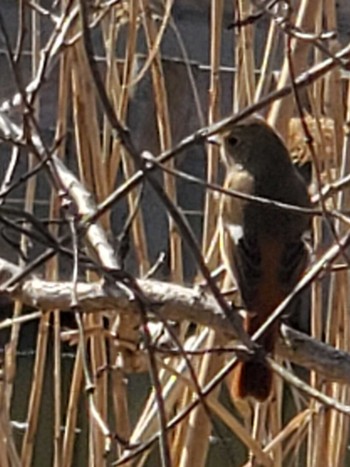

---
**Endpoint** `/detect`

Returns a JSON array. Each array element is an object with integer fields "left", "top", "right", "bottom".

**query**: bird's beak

[{"left": 206, "top": 133, "right": 223, "bottom": 146}]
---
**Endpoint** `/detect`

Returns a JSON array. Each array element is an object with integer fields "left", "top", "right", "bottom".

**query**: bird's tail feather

[
  {"left": 230, "top": 320, "right": 276, "bottom": 402},
  {"left": 230, "top": 359, "right": 272, "bottom": 402}
]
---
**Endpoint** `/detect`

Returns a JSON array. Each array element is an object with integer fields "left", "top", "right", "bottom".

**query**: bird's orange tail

[
  {"left": 230, "top": 320, "right": 277, "bottom": 402},
  {"left": 230, "top": 359, "right": 273, "bottom": 402}
]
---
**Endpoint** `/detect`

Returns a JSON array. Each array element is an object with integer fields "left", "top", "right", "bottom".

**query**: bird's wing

[{"left": 279, "top": 239, "right": 309, "bottom": 292}]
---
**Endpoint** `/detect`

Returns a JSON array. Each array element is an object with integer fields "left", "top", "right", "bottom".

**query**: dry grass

[{"left": 0, "top": 1, "right": 349, "bottom": 466}]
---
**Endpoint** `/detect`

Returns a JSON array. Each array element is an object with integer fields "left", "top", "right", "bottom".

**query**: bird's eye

[{"left": 227, "top": 135, "right": 239, "bottom": 147}]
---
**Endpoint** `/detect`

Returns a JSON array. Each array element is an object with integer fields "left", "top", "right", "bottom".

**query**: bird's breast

[{"left": 220, "top": 167, "right": 254, "bottom": 227}]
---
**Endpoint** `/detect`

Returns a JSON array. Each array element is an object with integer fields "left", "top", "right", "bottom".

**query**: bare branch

[{"left": 0, "top": 257, "right": 349, "bottom": 385}]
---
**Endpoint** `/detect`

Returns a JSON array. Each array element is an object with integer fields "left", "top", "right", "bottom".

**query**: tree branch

[{"left": 1, "top": 258, "right": 349, "bottom": 385}]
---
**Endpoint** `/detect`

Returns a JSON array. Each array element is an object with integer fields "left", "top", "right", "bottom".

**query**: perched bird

[{"left": 210, "top": 117, "right": 310, "bottom": 401}]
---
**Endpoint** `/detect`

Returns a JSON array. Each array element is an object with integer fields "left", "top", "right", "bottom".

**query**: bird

[{"left": 209, "top": 117, "right": 311, "bottom": 401}]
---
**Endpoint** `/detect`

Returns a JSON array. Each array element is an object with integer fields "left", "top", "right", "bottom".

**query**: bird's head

[{"left": 208, "top": 117, "right": 292, "bottom": 179}]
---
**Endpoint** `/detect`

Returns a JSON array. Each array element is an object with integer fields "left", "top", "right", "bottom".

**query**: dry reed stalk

[
  {"left": 18, "top": 7, "right": 50, "bottom": 467},
  {"left": 106, "top": 1, "right": 151, "bottom": 276},
  {"left": 70, "top": 31, "right": 109, "bottom": 467},
  {"left": 101, "top": 6, "right": 149, "bottom": 448},
  {"left": 71, "top": 47, "right": 107, "bottom": 204},
  {"left": 201, "top": 0, "right": 222, "bottom": 259},
  {"left": 53, "top": 301, "right": 62, "bottom": 467},
  {"left": 21, "top": 315, "right": 51, "bottom": 467},
  {"left": 330, "top": 150, "right": 350, "bottom": 465},
  {"left": 268, "top": 0, "right": 323, "bottom": 135},
  {"left": 0, "top": 365, "right": 20, "bottom": 467},
  {"left": 52, "top": 291, "right": 62, "bottom": 467},
  {"left": 109, "top": 364, "right": 131, "bottom": 462},
  {"left": 263, "top": 408, "right": 310, "bottom": 455},
  {"left": 5, "top": 300, "right": 25, "bottom": 406},
  {"left": 61, "top": 352, "right": 84, "bottom": 467},
  {"left": 327, "top": 305, "right": 349, "bottom": 466},
  {"left": 140, "top": 0, "right": 183, "bottom": 283},
  {"left": 168, "top": 334, "right": 208, "bottom": 465},
  {"left": 279, "top": 411, "right": 309, "bottom": 464},
  {"left": 267, "top": 376, "right": 283, "bottom": 467},
  {"left": 254, "top": 18, "right": 279, "bottom": 102},
  {"left": 310, "top": 213, "right": 323, "bottom": 367},
  {"left": 208, "top": 398, "right": 272, "bottom": 466},
  {"left": 233, "top": 0, "right": 256, "bottom": 111},
  {"left": 127, "top": 332, "right": 205, "bottom": 440},
  {"left": 101, "top": 9, "right": 121, "bottom": 178},
  {"left": 249, "top": 403, "right": 268, "bottom": 461},
  {"left": 50, "top": 21, "right": 72, "bottom": 467},
  {"left": 305, "top": 118, "right": 328, "bottom": 467},
  {"left": 0, "top": 425, "right": 10, "bottom": 467},
  {"left": 179, "top": 331, "right": 224, "bottom": 467},
  {"left": 323, "top": 0, "right": 344, "bottom": 160},
  {"left": 310, "top": 5, "right": 324, "bottom": 135}
]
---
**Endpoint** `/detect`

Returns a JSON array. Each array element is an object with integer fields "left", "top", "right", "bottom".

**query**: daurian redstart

[{"left": 210, "top": 117, "right": 310, "bottom": 401}]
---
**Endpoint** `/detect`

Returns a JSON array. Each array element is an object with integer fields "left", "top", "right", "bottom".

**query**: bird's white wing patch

[{"left": 226, "top": 223, "right": 244, "bottom": 244}]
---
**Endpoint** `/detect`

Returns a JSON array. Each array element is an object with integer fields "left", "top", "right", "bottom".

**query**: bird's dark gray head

[
  {"left": 210, "top": 117, "right": 310, "bottom": 208},
  {"left": 215, "top": 117, "right": 293, "bottom": 178}
]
